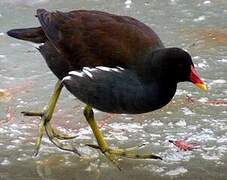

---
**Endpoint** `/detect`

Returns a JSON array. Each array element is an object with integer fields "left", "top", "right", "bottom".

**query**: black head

[
  {"left": 150, "top": 47, "right": 193, "bottom": 83},
  {"left": 146, "top": 47, "right": 207, "bottom": 91}
]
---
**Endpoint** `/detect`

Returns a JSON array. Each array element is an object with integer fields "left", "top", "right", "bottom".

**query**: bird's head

[{"left": 149, "top": 47, "right": 207, "bottom": 92}]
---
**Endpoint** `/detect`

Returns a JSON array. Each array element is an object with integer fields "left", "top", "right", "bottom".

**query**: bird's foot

[
  {"left": 22, "top": 110, "right": 79, "bottom": 156},
  {"left": 86, "top": 143, "right": 162, "bottom": 159},
  {"left": 83, "top": 105, "right": 162, "bottom": 170},
  {"left": 86, "top": 143, "right": 162, "bottom": 170}
]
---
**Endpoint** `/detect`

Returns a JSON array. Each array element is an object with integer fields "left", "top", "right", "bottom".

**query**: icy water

[{"left": 0, "top": 0, "right": 227, "bottom": 179}]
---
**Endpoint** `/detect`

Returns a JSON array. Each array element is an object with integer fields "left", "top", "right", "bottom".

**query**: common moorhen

[{"left": 7, "top": 9, "right": 207, "bottom": 163}]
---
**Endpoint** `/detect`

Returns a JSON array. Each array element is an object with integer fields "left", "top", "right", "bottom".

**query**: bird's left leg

[
  {"left": 22, "top": 81, "right": 79, "bottom": 156},
  {"left": 83, "top": 105, "right": 162, "bottom": 168}
]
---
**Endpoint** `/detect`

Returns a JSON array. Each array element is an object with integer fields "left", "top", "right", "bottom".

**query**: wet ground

[{"left": 0, "top": 0, "right": 227, "bottom": 179}]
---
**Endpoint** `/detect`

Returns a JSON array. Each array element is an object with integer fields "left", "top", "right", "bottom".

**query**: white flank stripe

[
  {"left": 62, "top": 76, "right": 72, "bottom": 82},
  {"left": 83, "top": 69, "right": 93, "bottom": 78},
  {"left": 83, "top": 67, "right": 97, "bottom": 72},
  {"left": 96, "top": 66, "right": 112, "bottom": 72},
  {"left": 69, "top": 71, "right": 84, "bottom": 77},
  {"left": 111, "top": 68, "right": 121, "bottom": 72},
  {"left": 116, "top": 66, "right": 124, "bottom": 70}
]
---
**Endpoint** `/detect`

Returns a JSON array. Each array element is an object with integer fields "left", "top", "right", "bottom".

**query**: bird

[{"left": 7, "top": 9, "right": 207, "bottom": 163}]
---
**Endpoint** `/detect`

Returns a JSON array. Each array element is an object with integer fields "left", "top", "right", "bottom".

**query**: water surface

[{"left": 0, "top": 0, "right": 227, "bottom": 179}]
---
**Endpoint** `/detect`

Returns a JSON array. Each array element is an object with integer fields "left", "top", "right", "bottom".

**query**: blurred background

[{"left": 0, "top": 0, "right": 227, "bottom": 179}]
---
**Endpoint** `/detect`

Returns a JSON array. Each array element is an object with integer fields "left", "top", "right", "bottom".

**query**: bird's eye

[{"left": 178, "top": 63, "right": 183, "bottom": 68}]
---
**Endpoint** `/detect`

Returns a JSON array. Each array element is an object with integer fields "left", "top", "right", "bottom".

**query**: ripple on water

[
  {"left": 3, "top": 0, "right": 50, "bottom": 6},
  {"left": 134, "top": 164, "right": 165, "bottom": 174},
  {"left": 197, "top": 62, "right": 208, "bottom": 69},
  {"left": 181, "top": 107, "right": 195, "bottom": 115},
  {"left": 198, "top": 97, "right": 208, "bottom": 103},
  {"left": 175, "top": 120, "right": 187, "bottom": 127},
  {"left": 124, "top": 0, "right": 132, "bottom": 8},
  {"left": 175, "top": 89, "right": 189, "bottom": 96},
  {"left": 208, "top": 79, "right": 226, "bottom": 90},
  {"left": 1, "top": 158, "right": 10, "bottom": 166},
  {"left": 0, "top": 127, "right": 8, "bottom": 133},
  {"left": 211, "top": 79, "right": 226, "bottom": 84},
  {"left": 188, "top": 131, "right": 216, "bottom": 143},
  {"left": 17, "top": 153, "right": 31, "bottom": 161},
  {"left": 109, "top": 122, "right": 143, "bottom": 133},
  {"left": 108, "top": 131, "right": 129, "bottom": 141},
  {"left": 194, "top": 59, "right": 209, "bottom": 70},
  {"left": 203, "top": 0, "right": 211, "bottom": 5},
  {"left": 202, "top": 152, "right": 220, "bottom": 161},
  {"left": 75, "top": 127, "right": 92, "bottom": 140},
  {"left": 193, "top": 16, "right": 206, "bottom": 22},
  {"left": 165, "top": 151, "right": 187, "bottom": 162},
  {"left": 165, "top": 167, "right": 188, "bottom": 176},
  {"left": 218, "top": 59, "right": 227, "bottom": 63},
  {"left": 217, "top": 134, "right": 227, "bottom": 143},
  {"left": 6, "top": 145, "right": 16, "bottom": 150},
  {"left": 150, "top": 120, "right": 164, "bottom": 126}
]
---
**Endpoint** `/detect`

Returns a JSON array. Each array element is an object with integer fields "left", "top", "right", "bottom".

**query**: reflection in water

[{"left": 0, "top": 0, "right": 227, "bottom": 179}]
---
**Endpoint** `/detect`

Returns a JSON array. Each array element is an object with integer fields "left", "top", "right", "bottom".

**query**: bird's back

[
  {"left": 7, "top": 9, "right": 180, "bottom": 114},
  {"left": 8, "top": 9, "right": 164, "bottom": 78}
]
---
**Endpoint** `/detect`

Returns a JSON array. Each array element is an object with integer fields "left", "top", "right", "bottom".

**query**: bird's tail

[{"left": 7, "top": 27, "right": 47, "bottom": 43}]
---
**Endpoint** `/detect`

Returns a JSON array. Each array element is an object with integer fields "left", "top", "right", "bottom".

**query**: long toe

[
  {"left": 107, "top": 147, "right": 162, "bottom": 160},
  {"left": 86, "top": 143, "right": 162, "bottom": 169},
  {"left": 52, "top": 129, "right": 77, "bottom": 140},
  {"left": 45, "top": 122, "right": 81, "bottom": 156},
  {"left": 22, "top": 110, "right": 79, "bottom": 155}
]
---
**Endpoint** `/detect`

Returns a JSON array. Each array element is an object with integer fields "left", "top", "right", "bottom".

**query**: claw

[
  {"left": 52, "top": 130, "right": 77, "bottom": 140},
  {"left": 85, "top": 144, "right": 101, "bottom": 149},
  {"left": 21, "top": 81, "right": 80, "bottom": 156},
  {"left": 33, "top": 118, "right": 45, "bottom": 156},
  {"left": 45, "top": 122, "right": 81, "bottom": 156},
  {"left": 87, "top": 143, "right": 161, "bottom": 160},
  {"left": 22, "top": 111, "right": 44, "bottom": 117},
  {"left": 22, "top": 109, "right": 79, "bottom": 156},
  {"left": 151, "top": 155, "right": 162, "bottom": 160},
  {"left": 104, "top": 152, "right": 122, "bottom": 171},
  {"left": 72, "top": 147, "right": 81, "bottom": 156},
  {"left": 83, "top": 105, "right": 161, "bottom": 171}
]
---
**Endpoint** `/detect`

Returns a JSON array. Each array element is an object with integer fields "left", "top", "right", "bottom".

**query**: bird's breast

[
  {"left": 71, "top": 81, "right": 175, "bottom": 114},
  {"left": 63, "top": 67, "right": 177, "bottom": 114}
]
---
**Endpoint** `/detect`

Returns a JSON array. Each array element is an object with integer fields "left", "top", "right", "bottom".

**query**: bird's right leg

[
  {"left": 22, "top": 80, "right": 80, "bottom": 156},
  {"left": 83, "top": 105, "right": 161, "bottom": 170}
]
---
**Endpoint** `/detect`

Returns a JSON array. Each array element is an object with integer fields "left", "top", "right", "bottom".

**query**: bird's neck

[
  {"left": 134, "top": 50, "right": 178, "bottom": 111},
  {"left": 143, "top": 80, "right": 177, "bottom": 111}
]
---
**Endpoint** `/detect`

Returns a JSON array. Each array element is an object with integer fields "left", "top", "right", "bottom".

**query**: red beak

[{"left": 190, "top": 65, "right": 208, "bottom": 92}]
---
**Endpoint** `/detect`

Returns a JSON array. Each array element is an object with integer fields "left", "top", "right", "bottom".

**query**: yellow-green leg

[
  {"left": 22, "top": 81, "right": 79, "bottom": 156},
  {"left": 83, "top": 105, "right": 162, "bottom": 169}
]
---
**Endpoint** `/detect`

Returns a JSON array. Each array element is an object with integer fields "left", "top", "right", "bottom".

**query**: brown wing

[{"left": 37, "top": 9, "right": 164, "bottom": 69}]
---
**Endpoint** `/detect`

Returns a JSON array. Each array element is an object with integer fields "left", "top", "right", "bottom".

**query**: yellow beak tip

[{"left": 195, "top": 83, "right": 208, "bottom": 92}]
